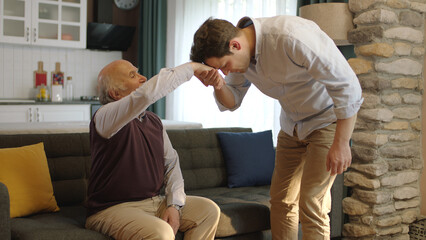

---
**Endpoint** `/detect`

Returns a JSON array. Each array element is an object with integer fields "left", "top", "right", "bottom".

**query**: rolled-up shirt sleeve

[
  {"left": 284, "top": 28, "right": 364, "bottom": 120},
  {"left": 214, "top": 73, "right": 251, "bottom": 112}
]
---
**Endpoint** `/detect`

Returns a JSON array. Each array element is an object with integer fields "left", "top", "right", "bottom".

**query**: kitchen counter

[
  {"left": 0, "top": 120, "right": 202, "bottom": 134},
  {"left": 0, "top": 99, "right": 203, "bottom": 132},
  {"left": 0, "top": 99, "right": 100, "bottom": 105},
  {"left": 0, "top": 121, "right": 91, "bottom": 134}
]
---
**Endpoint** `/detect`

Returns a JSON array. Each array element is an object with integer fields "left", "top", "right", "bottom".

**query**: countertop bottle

[{"left": 65, "top": 76, "right": 73, "bottom": 101}]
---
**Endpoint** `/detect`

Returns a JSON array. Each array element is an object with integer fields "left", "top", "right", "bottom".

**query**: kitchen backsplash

[{"left": 0, "top": 43, "right": 121, "bottom": 99}]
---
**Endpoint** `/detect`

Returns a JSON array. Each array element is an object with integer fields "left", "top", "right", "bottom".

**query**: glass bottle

[{"left": 65, "top": 76, "right": 73, "bottom": 101}]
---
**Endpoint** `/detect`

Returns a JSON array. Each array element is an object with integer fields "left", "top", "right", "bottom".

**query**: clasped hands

[{"left": 191, "top": 62, "right": 225, "bottom": 90}]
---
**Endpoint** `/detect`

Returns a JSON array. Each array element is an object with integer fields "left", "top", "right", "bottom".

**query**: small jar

[{"left": 36, "top": 84, "right": 50, "bottom": 102}]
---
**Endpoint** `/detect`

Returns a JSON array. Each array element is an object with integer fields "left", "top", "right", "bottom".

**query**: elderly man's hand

[
  {"left": 191, "top": 62, "right": 225, "bottom": 90},
  {"left": 161, "top": 207, "right": 180, "bottom": 235}
]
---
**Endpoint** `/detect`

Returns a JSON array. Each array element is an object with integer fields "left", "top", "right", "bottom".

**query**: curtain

[
  {"left": 166, "top": 0, "right": 297, "bottom": 144},
  {"left": 138, "top": 0, "right": 167, "bottom": 118}
]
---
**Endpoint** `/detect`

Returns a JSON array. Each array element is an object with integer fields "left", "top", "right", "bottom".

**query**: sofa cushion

[
  {"left": 49, "top": 156, "right": 90, "bottom": 206},
  {"left": 187, "top": 185, "right": 270, "bottom": 237},
  {"left": 167, "top": 128, "right": 252, "bottom": 191},
  {"left": 10, "top": 206, "right": 110, "bottom": 240},
  {"left": 217, "top": 130, "right": 275, "bottom": 188},
  {"left": 0, "top": 143, "right": 60, "bottom": 218}
]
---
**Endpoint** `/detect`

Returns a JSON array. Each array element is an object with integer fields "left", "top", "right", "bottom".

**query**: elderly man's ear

[{"left": 108, "top": 89, "right": 122, "bottom": 101}]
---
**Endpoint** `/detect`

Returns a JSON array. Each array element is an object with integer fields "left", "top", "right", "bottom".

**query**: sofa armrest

[{"left": 0, "top": 182, "right": 11, "bottom": 240}]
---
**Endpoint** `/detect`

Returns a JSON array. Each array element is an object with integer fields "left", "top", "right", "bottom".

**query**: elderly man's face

[{"left": 109, "top": 60, "right": 147, "bottom": 100}]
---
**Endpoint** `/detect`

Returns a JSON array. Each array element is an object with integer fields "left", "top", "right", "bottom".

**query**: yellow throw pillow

[{"left": 0, "top": 142, "right": 60, "bottom": 218}]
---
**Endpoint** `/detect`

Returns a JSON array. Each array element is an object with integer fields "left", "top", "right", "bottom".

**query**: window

[{"left": 166, "top": 0, "right": 297, "bottom": 144}]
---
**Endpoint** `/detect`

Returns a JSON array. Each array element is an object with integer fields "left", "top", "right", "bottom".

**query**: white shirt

[
  {"left": 216, "top": 16, "right": 363, "bottom": 140},
  {"left": 93, "top": 63, "right": 194, "bottom": 207}
]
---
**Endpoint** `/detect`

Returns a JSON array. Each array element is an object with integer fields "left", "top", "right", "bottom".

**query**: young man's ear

[
  {"left": 229, "top": 40, "right": 241, "bottom": 50},
  {"left": 108, "top": 89, "right": 121, "bottom": 101}
]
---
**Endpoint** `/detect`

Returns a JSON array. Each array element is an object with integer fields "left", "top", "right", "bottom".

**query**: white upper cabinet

[
  {"left": 0, "top": 0, "right": 31, "bottom": 45},
  {"left": 0, "top": 0, "right": 87, "bottom": 49}
]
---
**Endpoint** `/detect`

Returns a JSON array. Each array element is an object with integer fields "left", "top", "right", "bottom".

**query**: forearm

[
  {"left": 327, "top": 114, "right": 357, "bottom": 175},
  {"left": 334, "top": 114, "right": 357, "bottom": 146},
  {"left": 164, "top": 166, "right": 186, "bottom": 207},
  {"left": 214, "top": 85, "right": 236, "bottom": 109},
  {"left": 163, "top": 130, "right": 186, "bottom": 207}
]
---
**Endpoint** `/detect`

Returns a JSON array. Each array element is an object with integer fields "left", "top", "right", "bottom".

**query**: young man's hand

[
  {"left": 161, "top": 207, "right": 180, "bottom": 235},
  {"left": 326, "top": 141, "right": 352, "bottom": 175},
  {"left": 191, "top": 62, "right": 225, "bottom": 90}
]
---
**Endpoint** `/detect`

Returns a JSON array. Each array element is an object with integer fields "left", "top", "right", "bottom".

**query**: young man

[
  {"left": 191, "top": 16, "right": 363, "bottom": 239},
  {"left": 85, "top": 60, "right": 222, "bottom": 240}
]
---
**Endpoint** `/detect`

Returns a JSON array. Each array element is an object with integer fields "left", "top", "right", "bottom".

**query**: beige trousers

[
  {"left": 270, "top": 124, "right": 337, "bottom": 240},
  {"left": 86, "top": 195, "right": 220, "bottom": 240}
]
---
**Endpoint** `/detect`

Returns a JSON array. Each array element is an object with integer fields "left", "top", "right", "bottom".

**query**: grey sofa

[{"left": 0, "top": 127, "right": 344, "bottom": 240}]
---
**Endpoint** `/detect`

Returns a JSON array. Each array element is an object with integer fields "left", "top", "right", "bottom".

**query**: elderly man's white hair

[{"left": 97, "top": 60, "right": 128, "bottom": 105}]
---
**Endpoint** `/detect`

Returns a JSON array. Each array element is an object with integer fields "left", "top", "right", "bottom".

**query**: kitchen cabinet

[
  {"left": 0, "top": 0, "right": 87, "bottom": 48},
  {"left": 0, "top": 104, "right": 90, "bottom": 123}
]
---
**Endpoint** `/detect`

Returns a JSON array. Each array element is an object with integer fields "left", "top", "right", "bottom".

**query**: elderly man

[{"left": 85, "top": 60, "right": 222, "bottom": 240}]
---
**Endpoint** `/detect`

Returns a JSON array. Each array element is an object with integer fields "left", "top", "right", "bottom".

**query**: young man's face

[{"left": 204, "top": 44, "right": 251, "bottom": 75}]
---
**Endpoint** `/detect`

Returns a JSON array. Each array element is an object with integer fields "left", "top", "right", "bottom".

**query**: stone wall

[{"left": 344, "top": 0, "right": 425, "bottom": 239}]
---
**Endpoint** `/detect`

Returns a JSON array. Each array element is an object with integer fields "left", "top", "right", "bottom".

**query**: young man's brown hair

[{"left": 190, "top": 18, "right": 239, "bottom": 63}]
